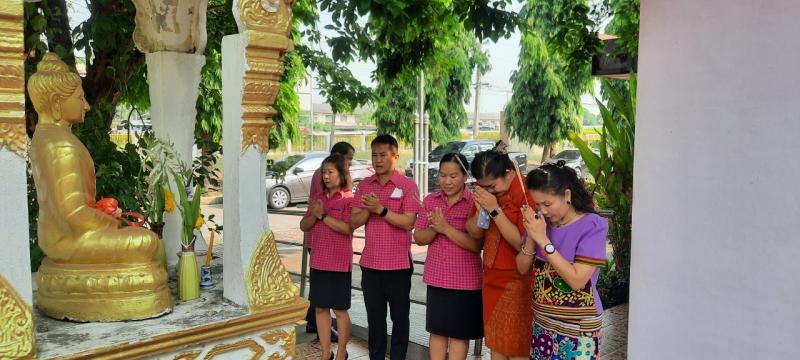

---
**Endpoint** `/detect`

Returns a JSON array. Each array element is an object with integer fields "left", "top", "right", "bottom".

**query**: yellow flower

[
  {"left": 195, "top": 215, "right": 205, "bottom": 229},
  {"left": 163, "top": 187, "right": 175, "bottom": 213}
]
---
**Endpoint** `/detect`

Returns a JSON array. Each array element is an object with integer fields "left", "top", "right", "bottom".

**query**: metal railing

[{"left": 274, "top": 211, "right": 484, "bottom": 356}]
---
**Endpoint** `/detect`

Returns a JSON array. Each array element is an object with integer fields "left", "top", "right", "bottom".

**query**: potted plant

[
  {"left": 139, "top": 135, "right": 206, "bottom": 301},
  {"left": 139, "top": 135, "right": 181, "bottom": 270},
  {"left": 569, "top": 74, "right": 636, "bottom": 306}
]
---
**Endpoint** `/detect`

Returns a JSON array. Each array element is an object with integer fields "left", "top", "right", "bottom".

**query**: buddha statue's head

[{"left": 27, "top": 53, "right": 90, "bottom": 127}]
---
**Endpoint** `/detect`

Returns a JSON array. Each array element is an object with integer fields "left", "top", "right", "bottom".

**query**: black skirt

[
  {"left": 426, "top": 285, "right": 484, "bottom": 339},
  {"left": 309, "top": 268, "right": 352, "bottom": 310}
]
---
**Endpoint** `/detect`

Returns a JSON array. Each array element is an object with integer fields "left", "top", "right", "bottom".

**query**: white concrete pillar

[
  {"left": 0, "top": 151, "right": 32, "bottom": 305},
  {"left": 0, "top": 0, "right": 32, "bottom": 307},
  {"left": 146, "top": 51, "right": 206, "bottom": 266},
  {"left": 630, "top": 1, "right": 800, "bottom": 358},
  {"left": 221, "top": 33, "right": 271, "bottom": 306}
]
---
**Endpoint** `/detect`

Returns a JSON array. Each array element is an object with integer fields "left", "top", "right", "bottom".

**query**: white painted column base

[
  {"left": 0, "top": 151, "right": 32, "bottom": 305},
  {"left": 146, "top": 51, "right": 206, "bottom": 266}
]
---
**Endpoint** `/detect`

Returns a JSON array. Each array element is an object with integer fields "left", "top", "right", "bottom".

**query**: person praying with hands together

[
  {"left": 517, "top": 161, "right": 608, "bottom": 360},
  {"left": 304, "top": 142, "right": 355, "bottom": 340},
  {"left": 464, "top": 143, "right": 535, "bottom": 360},
  {"left": 349, "top": 135, "right": 420, "bottom": 360},
  {"left": 414, "top": 153, "right": 483, "bottom": 360},
  {"left": 299, "top": 154, "right": 356, "bottom": 360}
]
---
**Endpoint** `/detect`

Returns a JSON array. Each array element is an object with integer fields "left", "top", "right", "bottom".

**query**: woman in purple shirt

[{"left": 517, "top": 161, "right": 608, "bottom": 360}]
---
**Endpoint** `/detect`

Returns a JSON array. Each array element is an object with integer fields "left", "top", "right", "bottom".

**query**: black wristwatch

[
  {"left": 544, "top": 243, "right": 556, "bottom": 255},
  {"left": 318, "top": 213, "right": 328, "bottom": 221},
  {"left": 379, "top": 207, "right": 389, "bottom": 217},
  {"left": 488, "top": 208, "right": 501, "bottom": 218}
]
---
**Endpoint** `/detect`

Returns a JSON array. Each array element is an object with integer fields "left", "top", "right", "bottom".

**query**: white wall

[{"left": 629, "top": 1, "right": 800, "bottom": 358}]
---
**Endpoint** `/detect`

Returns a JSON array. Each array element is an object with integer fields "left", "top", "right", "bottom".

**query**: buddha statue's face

[{"left": 57, "top": 86, "right": 90, "bottom": 125}]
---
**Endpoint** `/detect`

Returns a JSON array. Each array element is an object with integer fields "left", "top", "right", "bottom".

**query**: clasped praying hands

[
  {"left": 521, "top": 205, "right": 547, "bottom": 246},
  {"left": 309, "top": 199, "right": 325, "bottom": 219},
  {"left": 362, "top": 193, "right": 385, "bottom": 214},
  {"left": 473, "top": 186, "right": 499, "bottom": 211},
  {"left": 427, "top": 207, "right": 450, "bottom": 233}
]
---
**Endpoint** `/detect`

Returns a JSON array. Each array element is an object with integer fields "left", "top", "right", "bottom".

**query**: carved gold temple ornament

[
  {"left": 247, "top": 231, "right": 300, "bottom": 310},
  {"left": 0, "top": 275, "right": 35, "bottom": 360},
  {"left": 262, "top": 327, "right": 296, "bottom": 358},
  {"left": 0, "top": 1, "right": 26, "bottom": 157},
  {"left": 234, "top": 0, "right": 293, "bottom": 154}
]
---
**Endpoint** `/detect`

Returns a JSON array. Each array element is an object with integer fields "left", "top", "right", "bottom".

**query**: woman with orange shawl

[{"left": 466, "top": 145, "right": 534, "bottom": 359}]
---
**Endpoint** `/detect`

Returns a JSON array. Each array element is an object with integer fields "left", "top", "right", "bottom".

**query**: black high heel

[{"left": 330, "top": 351, "right": 348, "bottom": 360}]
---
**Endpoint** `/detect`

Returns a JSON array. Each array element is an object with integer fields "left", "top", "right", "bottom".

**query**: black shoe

[{"left": 329, "top": 351, "right": 348, "bottom": 360}]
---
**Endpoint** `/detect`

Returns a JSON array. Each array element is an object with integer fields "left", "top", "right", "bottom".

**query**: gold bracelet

[{"left": 520, "top": 246, "right": 535, "bottom": 256}]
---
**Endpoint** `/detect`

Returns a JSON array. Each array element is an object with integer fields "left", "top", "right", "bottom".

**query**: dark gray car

[
  {"left": 406, "top": 140, "right": 528, "bottom": 191},
  {"left": 265, "top": 152, "right": 375, "bottom": 209}
]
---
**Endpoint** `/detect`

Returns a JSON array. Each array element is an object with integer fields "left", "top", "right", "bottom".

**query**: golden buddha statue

[{"left": 29, "top": 53, "right": 172, "bottom": 321}]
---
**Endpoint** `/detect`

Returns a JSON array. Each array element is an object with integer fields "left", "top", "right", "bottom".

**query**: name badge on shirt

[{"left": 390, "top": 188, "right": 403, "bottom": 199}]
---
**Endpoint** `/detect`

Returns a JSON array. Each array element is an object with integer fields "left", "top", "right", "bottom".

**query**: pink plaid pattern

[
  {"left": 353, "top": 171, "right": 421, "bottom": 270},
  {"left": 416, "top": 190, "right": 483, "bottom": 290},
  {"left": 306, "top": 189, "right": 354, "bottom": 272},
  {"left": 305, "top": 169, "right": 324, "bottom": 249}
]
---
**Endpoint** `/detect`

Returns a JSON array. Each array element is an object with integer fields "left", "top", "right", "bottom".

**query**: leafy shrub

[{"left": 597, "top": 260, "right": 630, "bottom": 308}]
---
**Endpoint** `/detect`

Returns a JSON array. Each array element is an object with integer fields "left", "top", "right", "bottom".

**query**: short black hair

[
  {"left": 371, "top": 134, "right": 398, "bottom": 151},
  {"left": 320, "top": 154, "right": 352, "bottom": 191},
  {"left": 330, "top": 141, "right": 355, "bottom": 156}
]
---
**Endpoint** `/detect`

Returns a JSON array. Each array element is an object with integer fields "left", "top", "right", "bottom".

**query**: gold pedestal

[{"left": 36, "top": 258, "right": 173, "bottom": 321}]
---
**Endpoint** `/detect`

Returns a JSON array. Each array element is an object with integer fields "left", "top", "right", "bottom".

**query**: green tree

[
  {"left": 372, "top": 29, "right": 489, "bottom": 144},
  {"left": 319, "top": 0, "right": 517, "bottom": 79},
  {"left": 583, "top": 108, "right": 600, "bottom": 126},
  {"left": 504, "top": 0, "right": 599, "bottom": 161},
  {"left": 604, "top": 0, "right": 640, "bottom": 57}
]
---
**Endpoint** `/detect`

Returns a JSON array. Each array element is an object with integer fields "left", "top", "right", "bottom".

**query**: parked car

[
  {"left": 406, "top": 140, "right": 528, "bottom": 191},
  {"left": 265, "top": 152, "right": 375, "bottom": 209},
  {"left": 549, "top": 149, "right": 595, "bottom": 178}
]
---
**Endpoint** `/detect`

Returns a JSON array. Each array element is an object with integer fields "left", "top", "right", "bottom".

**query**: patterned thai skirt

[{"left": 530, "top": 313, "right": 602, "bottom": 360}]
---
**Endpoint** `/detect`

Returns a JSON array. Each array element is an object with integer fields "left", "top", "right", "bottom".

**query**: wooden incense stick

[
  {"left": 510, "top": 156, "right": 531, "bottom": 208},
  {"left": 204, "top": 232, "right": 216, "bottom": 267}
]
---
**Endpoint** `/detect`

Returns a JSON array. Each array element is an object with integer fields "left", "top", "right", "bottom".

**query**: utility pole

[
  {"left": 329, "top": 113, "right": 336, "bottom": 150},
  {"left": 472, "top": 66, "right": 481, "bottom": 140},
  {"left": 414, "top": 70, "right": 428, "bottom": 199},
  {"left": 309, "top": 74, "right": 314, "bottom": 151}
]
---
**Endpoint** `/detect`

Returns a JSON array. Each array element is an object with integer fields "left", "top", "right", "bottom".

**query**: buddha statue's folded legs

[{"left": 40, "top": 222, "right": 161, "bottom": 264}]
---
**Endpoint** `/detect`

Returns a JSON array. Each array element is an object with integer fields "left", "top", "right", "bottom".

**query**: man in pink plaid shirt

[{"left": 350, "top": 135, "right": 420, "bottom": 360}]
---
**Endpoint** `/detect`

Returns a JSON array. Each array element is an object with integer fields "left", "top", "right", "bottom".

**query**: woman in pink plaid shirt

[
  {"left": 300, "top": 154, "right": 355, "bottom": 360},
  {"left": 414, "top": 153, "right": 484, "bottom": 360}
]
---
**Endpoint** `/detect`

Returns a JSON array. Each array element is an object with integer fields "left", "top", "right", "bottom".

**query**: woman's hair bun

[{"left": 492, "top": 140, "right": 509, "bottom": 155}]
